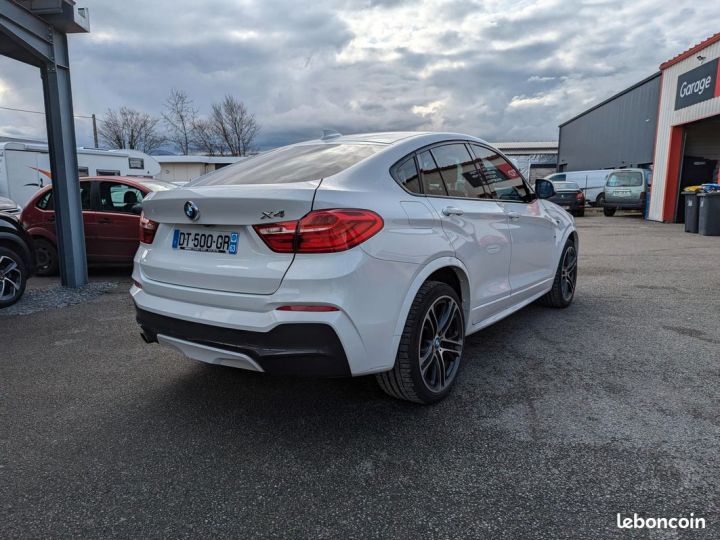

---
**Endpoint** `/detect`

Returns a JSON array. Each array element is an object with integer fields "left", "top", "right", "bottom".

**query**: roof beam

[{"left": 0, "top": 0, "right": 54, "bottom": 64}]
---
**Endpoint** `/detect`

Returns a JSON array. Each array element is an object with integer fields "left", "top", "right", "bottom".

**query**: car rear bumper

[
  {"left": 136, "top": 307, "right": 351, "bottom": 377},
  {"left": 604, "top": 198, "right": 645, "bottom": 210},
  {"left": 131, "top": 247, "right": 420, "bottom": 376}
]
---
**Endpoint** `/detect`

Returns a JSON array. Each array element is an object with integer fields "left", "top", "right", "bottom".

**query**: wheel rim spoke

[{"left": 418, "top": 295, "right": 464, "bottom": 393}]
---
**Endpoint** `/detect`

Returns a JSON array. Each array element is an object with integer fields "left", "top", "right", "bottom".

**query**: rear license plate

[
  {"left": 614, "top": 190, "right": 631, "bottom": 197},
  {"left": 172, "top": 230, "right": 238, "bottom": 254}
]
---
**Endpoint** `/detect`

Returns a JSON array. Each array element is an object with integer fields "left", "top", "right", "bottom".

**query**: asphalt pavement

[{"left": 2, "top": 211, "right": 719, "bottom": 539}]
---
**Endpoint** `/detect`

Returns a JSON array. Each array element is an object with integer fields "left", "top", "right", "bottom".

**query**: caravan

[{"left": 0, "top": 142, "right": 160, "bottom": 207}]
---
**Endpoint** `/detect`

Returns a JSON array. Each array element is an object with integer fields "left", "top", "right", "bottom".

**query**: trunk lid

[{"left": 139, "top": 181, "right": 319, "bottom": 294}]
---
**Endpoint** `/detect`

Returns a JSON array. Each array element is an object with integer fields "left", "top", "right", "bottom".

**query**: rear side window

[
  {"left": 417, "top": 150, "right": 447, "bottom": 196},
  {"left": 391, "top": 157, "right": 421, "bottom": 194},
  {"left": 99, "top": 182, "right": 144, "bottom": 213},
  {"left": 469, "top": 144, "right": 531, "bottom": 202},
  {"left": 36, "top": 183, "right": 92, "bottom": 211},
  {"left": 430, "top": 144, "right": 490, "bottom": 199},
  {"left": 190, "top": 143, "right": 383, "bottom": 186}
]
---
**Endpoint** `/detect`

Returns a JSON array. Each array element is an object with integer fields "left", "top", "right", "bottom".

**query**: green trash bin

[
  {"left": 682, "top": 192, "right": 699, "bottom": 233},
  {"left": 697, "top": 192, "right": 720, "bottom": 236}
]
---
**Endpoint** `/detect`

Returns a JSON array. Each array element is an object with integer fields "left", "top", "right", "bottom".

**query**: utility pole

[{"left": 92, "top": 113, "right": 98, "bottom": 148}]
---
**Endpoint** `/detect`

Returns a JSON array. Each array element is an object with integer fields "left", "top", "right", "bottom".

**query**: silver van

[{"left": 602, "top": 169, "right": 652, "bottom": 216}]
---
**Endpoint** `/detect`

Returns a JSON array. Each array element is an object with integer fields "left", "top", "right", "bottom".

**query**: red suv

[{"left": 21, "top": 176, "right": 176, "bottom": 275}]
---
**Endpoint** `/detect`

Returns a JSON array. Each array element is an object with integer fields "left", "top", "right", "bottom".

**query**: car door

[
  {"left": 34, "top": 182, "right": 95, "bottom": 256},
  {"left": 468, "top": 143, "right": 557, "bottom": 302},
  {"left": 93, "top": 180, "right": 145, "bottom": 262},
  {"left": 418, "top": 143, "right": 513, "bottom": 325}
]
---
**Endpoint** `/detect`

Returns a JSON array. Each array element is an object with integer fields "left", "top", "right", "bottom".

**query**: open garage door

[{"left": 675, "top": 116, "right": 720, "bottom": 222}]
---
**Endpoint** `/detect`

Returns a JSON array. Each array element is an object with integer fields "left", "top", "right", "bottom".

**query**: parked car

[
  {"left": 603, "top": 169, "right": 652, "bottom": 216},
  {"left": 546, "top": 170, "right": 610, "bottom": 206},
  {"left": 21, "top": 176, "right": 176, "bottom": 275},
  {"left": 132, "top": 132, "right": 578, "bottom": 404},
  {"left": 0, "top": 211, "right": 35, "bottom": 308},
  {"left": 545, "top": 180, "right": 585, "bottom": 216},
  {"left": 0, "top": 196, "right": 21, "bottom": 215}
]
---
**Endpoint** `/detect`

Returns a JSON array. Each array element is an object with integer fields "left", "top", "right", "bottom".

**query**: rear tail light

[
  {"left": 640, "top": 191, "right": 646, "bottom": 201},
  {"left": 254, "top": 209, "right": 383, "bottom": 253},
  {"left": 139, "top": 212, "right": 159, "bottom": 244},
  {"left": 576, "top": 191, "right": 585, "bottom": 201}
]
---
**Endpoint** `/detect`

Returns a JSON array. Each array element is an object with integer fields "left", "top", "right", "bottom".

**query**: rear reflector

[
  {"left": 132, "top": 279, "right": 143, "bottom": 289},
  {"left": 276, "top": 305, "right": 339, "bottom": 312},
  {"left": 139, "top": 212, "right": 159, "bottom": 244},
  {"left": 254, "top": 209, "right": 383, "bottom": 253}
]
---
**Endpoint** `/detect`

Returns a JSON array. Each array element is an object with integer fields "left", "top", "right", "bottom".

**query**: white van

[
  {"left": 546, "top": 170, "right": 611, "bottom": 206},
  {"left": 0, "top": 142, "right": 161, "bottom": 206}
]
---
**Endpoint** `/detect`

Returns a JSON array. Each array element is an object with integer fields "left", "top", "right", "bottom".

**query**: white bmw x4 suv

[{"left": 132, "top": 132, "right": 577, "bottom": 403}]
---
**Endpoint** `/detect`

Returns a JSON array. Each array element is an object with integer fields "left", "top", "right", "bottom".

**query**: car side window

[
  {"left": 469, "top": 144, "right": 532, "bottom": 202},
  {"left": 417, "top": 150, "right": 447, "bottom": 196},
  {"left": 430, "top": 143, "right": 493, "bottom": 199},
  {"left": 35, "top": 183, "right": 92, "bottom": 211},
  {"left": 99, "top": 182, "right": 144, "bottom": 213},
  {"left": 391, "top": 156, "right": 421, "bottom": 194}
]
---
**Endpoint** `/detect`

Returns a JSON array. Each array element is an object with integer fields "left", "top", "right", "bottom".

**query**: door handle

[
  {"left": 507, "top": 212, "right": 521, "bottom": 221},
  {"left": 98, "top": 218, "right": 113, "bottom": 224},
  {"left": 48, "top": 216, "right": 55, "bottom": 223},
  {"left": 442, "top": 206, "right": 464, "bottom": 216}
]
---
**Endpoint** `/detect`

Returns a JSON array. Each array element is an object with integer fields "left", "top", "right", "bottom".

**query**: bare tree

[
  {"left": 98, "top": 107, "right": 164, "bottom": 154},
  {"left": 190, "top": 117, "right": 226, "bottom": 156},
  {"left": 209, "top": 95, "right": 259, "bottom": 156},
  {"left": 162, "top": 89, "right": 196, "bottom": 155}
]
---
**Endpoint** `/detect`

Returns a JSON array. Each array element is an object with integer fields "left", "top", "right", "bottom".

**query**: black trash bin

[
  {"left": 698, "top": 192, "right": 720, "bottom": 236},
  {"left": 682, "top": 192, "right": 699, "bottom": 233}
]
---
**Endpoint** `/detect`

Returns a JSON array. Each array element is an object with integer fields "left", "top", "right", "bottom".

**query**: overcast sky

[{"left": 0, "top": 0, "right": 715, "bottom": 150}]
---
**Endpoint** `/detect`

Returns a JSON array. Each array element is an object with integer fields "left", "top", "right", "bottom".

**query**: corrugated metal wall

[
  {"left": 558, "top": 74, "right": 660, "bottom": 171},
  {"left": 648, "top": 39, "right": 720, "bottom": 222}
]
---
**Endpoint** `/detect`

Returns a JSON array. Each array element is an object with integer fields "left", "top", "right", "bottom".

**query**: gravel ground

[{"left": 1, "top": 213, "right": 719, "bottom": 539}]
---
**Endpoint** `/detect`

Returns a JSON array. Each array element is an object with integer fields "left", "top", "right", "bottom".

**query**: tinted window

[
  {"left": 392, "top": 156, "right": 421, "bottom": 194},
  {"left": 99, "top": 182, "right": 144, "bottom": 213},
  {"left": 417, "top": 150, "right": 447, "bottom": 196},
  {"left": 190, "top": 143, "right": 383, "bottom": 186},
  {"left": 36, "top": 183, "right": 92, "bottom": 211},
  {"left": 96, "top": 169, "right": 121, "bottom": 176},
  {"left": 469, "top": 144, "right": 531, "bottom": 202},
  {"left": 606, "top": 171, "right": 643, "bottom": 187},
  {"left": 430, "top": 143, "right": 493, "bottom": 199}
]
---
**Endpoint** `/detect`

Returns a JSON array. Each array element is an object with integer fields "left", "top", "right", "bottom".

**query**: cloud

[{"left": 0, "top": 0, "right": 716, "bottom": 150}]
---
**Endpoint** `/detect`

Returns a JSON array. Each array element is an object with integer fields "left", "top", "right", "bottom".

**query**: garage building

[
  {"left": 557, "top": 32, "right": 720, "bottom": 223},
  {"left": 649, "top": 33, "right": 720, "bottom": 222},
  {"left": 558, "top": 73, "right": 660, "bottom": 172}
]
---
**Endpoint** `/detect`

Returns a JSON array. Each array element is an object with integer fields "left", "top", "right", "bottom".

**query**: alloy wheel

[
  {"left": 418, "top": 295, "right": 463, "bottom": 392},
  {"left": 560, "top": 246, "right": 577, "bottom": 302},
  {"left": 0, "top": 255, "right": 23, "bottom": 303}
]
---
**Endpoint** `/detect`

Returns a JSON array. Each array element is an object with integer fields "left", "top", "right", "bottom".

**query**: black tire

[
  {"left": 34, "top": 238, "right": 59, "bottom": 276},
  {"left": 603, "top": 207, "right": 616, "bottom": 217},
  {"left": 575, "top": 208, "right": 585, "bottom": 217},
  {"left": 595, "top": 193, "right": 605, "bottom": 207},
  {"left": 0, "top": 246, "right": 28, "bottom": 308},
  {"left": 538, "top": 240, "right": 577, "bottom": 309},
  {"left": 376, "top": 281, "right": 465, "bottom": 404}
]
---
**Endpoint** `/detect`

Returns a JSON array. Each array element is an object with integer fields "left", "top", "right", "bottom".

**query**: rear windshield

[
  {"left": 552, "top": 181, "right": 579, "bottom": 190},
  {"left": 189, "top": 143, "right": 384, "bottom": 186},
  {"left": 607, "top": 171, "right": 643, "bottom": 187}
]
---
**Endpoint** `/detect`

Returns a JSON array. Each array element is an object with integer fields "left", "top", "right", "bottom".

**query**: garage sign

[{"left": 675, "top": 58, "right": 720, "bottom": 110}]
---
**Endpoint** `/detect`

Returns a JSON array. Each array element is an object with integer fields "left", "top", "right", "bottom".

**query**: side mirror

[
  {"left": 534, "top": 178, "right": 556, "bottom": 199},
  {"left": 131, "top": 203, "right": 143, "bottom": 215}
]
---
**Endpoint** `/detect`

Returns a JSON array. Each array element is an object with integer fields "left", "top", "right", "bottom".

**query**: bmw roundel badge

[{"left": 184, "top": 201, "right": 199, "bottom": 221}]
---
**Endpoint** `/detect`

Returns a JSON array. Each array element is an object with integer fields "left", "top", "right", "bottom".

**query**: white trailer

[{"left": 0, "top": 142, "right": 161, "bottom": 206}]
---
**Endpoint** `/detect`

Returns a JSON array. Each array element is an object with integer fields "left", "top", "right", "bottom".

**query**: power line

[{"left": 0, "top": 105, "right": 94, "bottom": 120}]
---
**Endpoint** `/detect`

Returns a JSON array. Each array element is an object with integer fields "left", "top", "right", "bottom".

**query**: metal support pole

[
  {"left": 92, "top": 113, "right": 98, "bottom": 148},
  {"left": 41, "top": 31, "right": 87, "bottom": 288}
]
